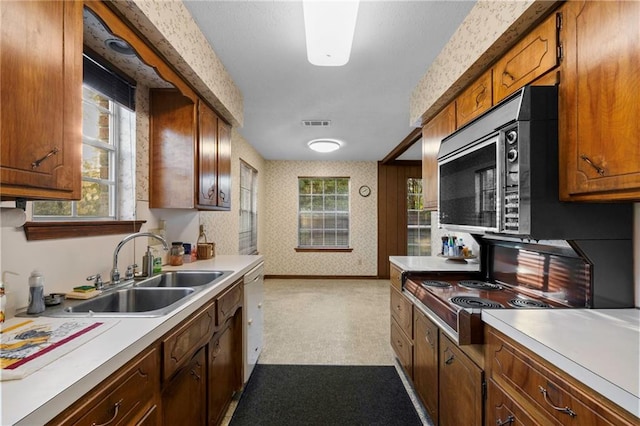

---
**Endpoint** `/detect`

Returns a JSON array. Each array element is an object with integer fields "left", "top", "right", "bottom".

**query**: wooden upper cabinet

[
  {"left": 197, "top": 101, "right": 219, "bottom": 208},
  {"left": 493, "top": 11, "right": 559, "bottom": 103},
  {"left": 559, "top": 0, "right": 640, "bottom": 201},
  {"left": 150, "top": 89, "right": 232, "bottom": 210},
  {"left": 456, "top": 70, "right": 493, "bottom": 128},
  {"left": 150, "top": 89, "right": 196, "bottom": 209},
  {"left": 0, "top": 0, "right": 82, "bottom": 200},
  {"left": 422, "top": 104, "right": 456, "bottom": 211},
  {"left": 216, "top": 119, "right": 232, "bottom": 209}
]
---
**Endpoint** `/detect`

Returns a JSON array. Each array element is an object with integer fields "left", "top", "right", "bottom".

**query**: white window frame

[{"left": 239, "top": 160, "right": 258, "bottom": 255}]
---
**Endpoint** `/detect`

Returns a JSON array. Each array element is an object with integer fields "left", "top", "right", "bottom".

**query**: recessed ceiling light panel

[
  {"left": 308, "top": 138, "right": 342, "bottom": 153},
  {"left": 303, "top": 0, "right": 359, "bottom": 67}
]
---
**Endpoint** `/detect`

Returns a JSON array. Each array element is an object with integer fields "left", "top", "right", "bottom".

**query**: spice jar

[{"left": 170, "top": 242, "right": 185, "bottom": 266}]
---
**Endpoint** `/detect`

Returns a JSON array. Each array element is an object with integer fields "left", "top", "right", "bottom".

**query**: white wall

[{"left": 264, "top": 161, "right": 377, "bottom": 276}]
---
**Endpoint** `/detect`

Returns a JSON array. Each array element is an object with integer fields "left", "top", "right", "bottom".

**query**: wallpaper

[
  {"left": 109, "top": 0, "right": 243, "bottom": 127},
  {"left": 264, "top": 161, "right": 378, "bottom": 276},
  {"left": 410, "top": 0, "right": 558, "bottom": 125}
]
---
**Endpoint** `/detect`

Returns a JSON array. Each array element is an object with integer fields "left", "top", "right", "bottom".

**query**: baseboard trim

[{"left": 265, "top": 275, "right": 381, "bottom": 280}]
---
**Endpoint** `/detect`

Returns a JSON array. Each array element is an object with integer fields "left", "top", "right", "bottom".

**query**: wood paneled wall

[{"left": 377, "top": 161, "right": 422, "bottom": 278}]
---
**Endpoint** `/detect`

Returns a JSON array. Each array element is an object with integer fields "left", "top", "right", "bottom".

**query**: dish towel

[{"left": 0, "top": 317, "right": 118, "bottom": 381}]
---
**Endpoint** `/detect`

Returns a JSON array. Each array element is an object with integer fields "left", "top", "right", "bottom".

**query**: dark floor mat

[{"left": 230, "top": 364, "right": 423, "bottom": 426}]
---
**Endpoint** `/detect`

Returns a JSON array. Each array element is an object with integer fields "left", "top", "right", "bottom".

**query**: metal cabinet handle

[
  {"left": 425, "top": 329, "right": 435, "bottom": 349},
  {"left": 496, "top": 415, "right": 514, "bottom": 425},
  {"left": 92, "top": 399, "right": 123, "bottom": 426},
  {"left": 503, "top": 70, "right": 515, "bottom": 82},
  {"left": 580, "top": 154, "right": 605, "bottom": 176},
  {"left": 190, "top": 369, "right": 201, "bottom": 381},
  {"left": 538, "top": 385, "right": 577, "bottom": 417},
  {"left": 207, "top": 185, "right": 215, "bottom": 198},
  {"left": 219, "top": 190, "right": 226, "bottom": 201},
  {"left": 444, "top": 353, "right": 455, "bottom": 365},
  {"left": 475, "top": 87, "right": 486, "bottom": 106},
  {"left": 31, "top": 147, "right": 59, "bottom": 169}
]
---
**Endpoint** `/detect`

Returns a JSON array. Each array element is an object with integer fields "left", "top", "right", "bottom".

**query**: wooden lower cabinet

[
  {"left": 47, "top": 345, "right": 161, "bottom": 426},
  {"left": 208, "top": 313, "right": 242, "bottom": 425},
  {"left": 390, "top": 284, "right": 414, "bottom": 379},
  {"left": 486, "top": 326, "right": 638, "bottom": 425},
  {"left": 413, "top": 310, "right": 439, "bottom": 424},
  {"left": 163, "top": 346, "right": 207, "bottom": 426},
  {"left": 439, "top": 333, "right": 484, "bottom": 426}
]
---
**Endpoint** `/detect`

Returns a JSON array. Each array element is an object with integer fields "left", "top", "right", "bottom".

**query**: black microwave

[{"left": 437, "top": 86, "right": 631, "bottom": 240}]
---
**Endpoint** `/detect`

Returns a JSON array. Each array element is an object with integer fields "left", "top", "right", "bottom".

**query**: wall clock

[{"left": 359, "top": 185, "right": 371, "bottom": 197}]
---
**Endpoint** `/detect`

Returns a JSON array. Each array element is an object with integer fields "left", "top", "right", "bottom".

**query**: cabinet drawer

[
  {"left": 51, "top": 346, "right": 160, "bottom": 426},
  {"left": 493, "top": 11, "right": 558, "bottom": 103},
  {"left": 391, "top": 317, "right": 413, "bottom": 378},
  {"left": 217, "top": 278, "right": 243, "bottom": 325},
  {"left": 390, "top": 286, "right": 413, "bottom": 339},
  {"left": 486, "top": 378, "right": 544, "bottom": 426},
  {"left": 487, "top": 328, "right": 636, "bottom": 425},
  {"left": 456, "top": 69, "right": 492, "bottom": 127},
  {"left": 162, "top": 299, "right": 215, "bottom": 380},
  {"left": 390, "top": 265, "right": 403, "bottom": 291}
]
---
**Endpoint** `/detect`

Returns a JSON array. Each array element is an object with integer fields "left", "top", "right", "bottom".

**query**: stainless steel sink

[
  {"left": 58, "top": 287, "right": 195, "bottom": 317},
  {"left": 135, "top": 270, "right": 230, "bottom": 288},
  {"left": 47, "top": 270, "right": 231, "bottom": 318}
]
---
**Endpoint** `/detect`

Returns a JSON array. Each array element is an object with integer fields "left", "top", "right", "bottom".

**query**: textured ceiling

[{"left": 182, "top": 1, "right": 475, "bottom": 161}]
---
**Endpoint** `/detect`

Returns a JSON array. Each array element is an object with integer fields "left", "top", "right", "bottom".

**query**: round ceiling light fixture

[
  {"left": 307, "top": 138, "right": 342, "bottom": 153},
  {"left": 105, "top": 38, "right": 136, "bottom": 56}
]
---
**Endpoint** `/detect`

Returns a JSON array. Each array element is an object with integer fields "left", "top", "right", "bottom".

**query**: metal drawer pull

[
  {"left": 538, "top": 385, "right": 577, "bottom": 417},
  {"left": 31, "top": 147, "right": 59, "bottom": 169},
  {"left": 191, "top": 369, "right": 201, "bottom": 381},
  {"left": 92, "top": 399, "right": 123, "bottom": 426},
  {"left": 496, "top": 415, "right": 514, "bottom": 425},
  {"left": 580, "top": 154, "right": 605, "bottom": 176}
]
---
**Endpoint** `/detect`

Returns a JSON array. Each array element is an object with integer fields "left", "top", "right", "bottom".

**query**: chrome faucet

[{"left": 111, "top": 232, "right": 169, "bottom": 285}]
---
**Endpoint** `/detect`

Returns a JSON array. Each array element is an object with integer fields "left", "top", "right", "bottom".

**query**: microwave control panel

[{"left": 502, "top": 124, "right": 520, "bottom": 233}]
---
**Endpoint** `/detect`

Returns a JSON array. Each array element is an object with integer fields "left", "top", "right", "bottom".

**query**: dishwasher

[{"left": 243, "top": 262, "right": 264, "bottom": 383}]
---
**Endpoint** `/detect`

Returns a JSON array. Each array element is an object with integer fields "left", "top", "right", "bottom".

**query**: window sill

[
  {"left": 295, "top": 247, "right": 353, "bottom": 253},
  {"left": 23, "top": 220, "right": 145, "bottom": 241}
]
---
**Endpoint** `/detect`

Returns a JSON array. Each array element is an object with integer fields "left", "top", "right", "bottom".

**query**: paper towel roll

[{"left": 0, "top": 208, "right": 27, "bottom": 227}]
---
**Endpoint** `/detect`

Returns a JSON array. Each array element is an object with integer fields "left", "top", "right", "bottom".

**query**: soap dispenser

[
  {"left": 142, "top": 246, "right": 154, "bottom": 277},
  {"left": 27, "top": 270, "right": 45, "bottom": 314}
]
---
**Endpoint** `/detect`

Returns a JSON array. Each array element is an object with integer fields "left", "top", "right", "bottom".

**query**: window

[
  {"left": 239, "top": 160, "right": 258, "bottom": 255},
  {"left": 33, "top": 55, "right": 135, "bottom": 221},
  {"left": 407, "top": 178, "right": 431, "bottom": 256},
  {"left": 298, "top": 177, "right": 350, "bottom": 249}
]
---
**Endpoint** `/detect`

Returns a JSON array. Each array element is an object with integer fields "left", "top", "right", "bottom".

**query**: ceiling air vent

[{"left": 302, "top": 119, "right": 331, "bottom": 127}]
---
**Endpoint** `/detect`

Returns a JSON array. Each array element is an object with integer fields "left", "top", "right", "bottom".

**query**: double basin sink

[{"left": 47, "top": 270, "right": 232, "bottom": 318}]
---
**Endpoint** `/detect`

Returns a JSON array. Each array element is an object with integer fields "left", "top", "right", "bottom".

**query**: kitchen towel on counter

[{"left": 0, "top": 318, "right": 118, "bottom": 381}]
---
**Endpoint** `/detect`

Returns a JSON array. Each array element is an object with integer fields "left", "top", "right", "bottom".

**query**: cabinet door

[
  {"left": 559, "top": 0, "right": 640, "bottom": 200},
  {"left": 0, "top": 0, "right": 82, "bottom": 200},
  {"left": 198, "top": 100, "right": 219, "bottom": 207},
  {"left": 413, "top": 310, "right": 439, "bottom": 425},
  {"left": 163, "top": 346, "right": 206, "bottom": 426},
  {"left": 493, "top": 12, "right": 559, "bottom": 103},
  {"left": 217, "top": 119, "right": 232, "bottom": 209},
  {"left": 439, "top": 334, "right": 483, "bottom": 426},
  {"left": 150, "top": 89, "right": 196, "bottom": 208},
  {"left": 456, "top": 70, "right": 493, "bottom": 128},
  {"left": 208, "top": 317, "right": 242, "bottom": 425},
  {"left": 486, "top": 379, "right": 541, "bottom": 426},
  {"left": 422, "top": 104, "right": 455, "bottom": 211}
]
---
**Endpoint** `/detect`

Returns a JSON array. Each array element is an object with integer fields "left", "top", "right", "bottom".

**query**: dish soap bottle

[{"left": 27, "top": 270, "right": 46, "bottom": 314}]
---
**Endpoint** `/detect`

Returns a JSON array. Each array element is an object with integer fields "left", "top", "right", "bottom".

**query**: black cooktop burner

[
  {"left": 421, "top": 280, "right": 451, "bottom": 288},
  {"left": 508, "top": 298, "right": 551, "bottom": 308},
  {"left": 458, "top": 280, "right": 503, "bottom": 291},
  {"left": 450, "top": 296, "right": 504, "bottom": 309}
]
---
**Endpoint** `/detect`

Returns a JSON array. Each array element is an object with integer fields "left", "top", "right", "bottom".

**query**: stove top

[{"left": 403, "top": 272, "right": 565, "bottom": 344}]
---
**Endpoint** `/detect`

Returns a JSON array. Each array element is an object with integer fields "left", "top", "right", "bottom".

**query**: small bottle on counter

[
  {"left": 27, "top": 270, "right": 46, "bottom": 314},
  {"left": 183, "top": 243, "right": 192, "bottom": 263},
  {"left": 170, "top": 242, "right": 185, "bottom": 266}
]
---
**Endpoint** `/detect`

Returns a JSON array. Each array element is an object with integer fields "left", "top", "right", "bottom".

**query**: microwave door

[{"left": 438, "top": 135, "right": 500, "bottom": 233}]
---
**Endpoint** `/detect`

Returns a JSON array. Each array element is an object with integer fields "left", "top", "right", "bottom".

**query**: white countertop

[
  {"left": 482, "top": 309, "right": 640, "bottom": 418},
  {"left": 0, "top": 255, "right": 263, "bottom": 426},
  {"left": 390, "top": 255, "right": 481, "bottom": 272}
]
